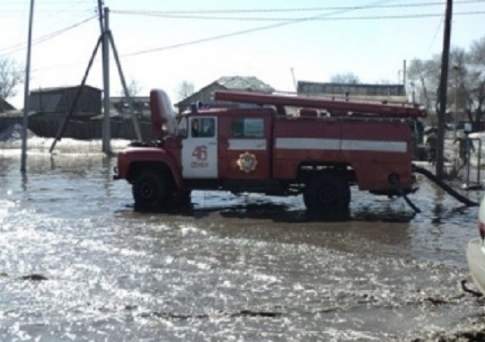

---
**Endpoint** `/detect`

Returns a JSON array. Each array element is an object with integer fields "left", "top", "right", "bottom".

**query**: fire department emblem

[{"left": 237, "top": 152, "right": 258, "bottom": 173}]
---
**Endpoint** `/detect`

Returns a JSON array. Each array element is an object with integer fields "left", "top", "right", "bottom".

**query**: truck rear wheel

[
  {"left": 132, "top": 168, "right": 169, "bottom": 210},
  {"left": 303, "top": 173, "right": 350, "bottom": 215}
]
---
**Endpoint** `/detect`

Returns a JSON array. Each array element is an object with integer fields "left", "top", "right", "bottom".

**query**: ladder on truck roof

[{"left": 214, "top": 90, "right": 426, "bottom": 118}]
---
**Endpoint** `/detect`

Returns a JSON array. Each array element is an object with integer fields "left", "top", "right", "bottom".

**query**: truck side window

[
  {"left": 231, "top": 118, "right": 264, "bottom": 138},
  {"left": 191, "top": 118, "right": 215, "bottom": 138}
]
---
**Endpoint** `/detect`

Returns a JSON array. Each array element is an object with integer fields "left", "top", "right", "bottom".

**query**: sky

[{"left": 1, "top": 0, "right": 485, "bottom": 108}]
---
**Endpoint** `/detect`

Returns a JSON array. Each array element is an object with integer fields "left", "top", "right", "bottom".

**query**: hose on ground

[
  {"left": 412, "top": 165, "right": 479, "bottom": 207},
  {"left": 461, "top": 279, "right": 483, "bottom": 297},
  {"left": 389, "top": 175, "right": 421, "bottom": 214}
]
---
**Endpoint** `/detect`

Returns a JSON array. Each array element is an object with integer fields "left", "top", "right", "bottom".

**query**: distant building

[
  {"left": 110, "top": 96, "right": 150, "bottom": 118},
  {"left": 297, "top": 81, "right": 408, "bottom": 103},
  {"left": 0, "top": 98, "right": 15, "bottom": 113},
  {"left": 176, "top": 76, "right": 274, "bottom": 113},
  {"left": 30, "top": 85, "right": 101, "bottom": 116}
]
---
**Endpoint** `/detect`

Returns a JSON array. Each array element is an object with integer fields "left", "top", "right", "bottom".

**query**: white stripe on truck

[
  {"left": 341, "top": 139, "right": 407, "bottom": 152},
  {"left": 276, "top": 138, "right": 340, "bottom": 150},
  {"left": 275, "top": 138, "right": 407, "bottom": 153},
  {"left": 228, "top": 139, "right": 267, "bottom": 150}
]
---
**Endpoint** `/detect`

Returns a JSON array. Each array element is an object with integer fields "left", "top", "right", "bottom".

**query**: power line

[
  {"left": 112, "top": 10, "right": 485, "bottom": 23},
  {"left": 427, "top": 16, "right": 444, "bottom": 52},
  {"left": 122, "top": 0, "right": 397, "bottom": 57},
  {"left": 27, "top": 0, "right": 483, "bottom": 71},
  {"left": 112, "top": 0, "right": 485, "bottom": 15},
  {"left": 30, "top": 0, "right": 391, "bottom": 69},
  {"left": 0, "top": 15, "right": 96, "bottom": 56},
  {"left": 1, "top": 0, "right": 90, "bottom": 4},
  {"left": 0, "top": 0, "right": 91, "bottom": 8},
  {"left": 0, "top": 0, "right": 93, "bottom": 15},
  {"left": 121, "top": 10, "right": 485, "bottom": 58}
]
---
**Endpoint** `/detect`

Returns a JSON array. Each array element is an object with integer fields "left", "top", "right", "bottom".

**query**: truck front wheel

[
  {"left": 303, "top": 173, "right": 350, "bottom": 215},
  {"left": 132, "top": 169, "right": 168, "bottom": 210}
]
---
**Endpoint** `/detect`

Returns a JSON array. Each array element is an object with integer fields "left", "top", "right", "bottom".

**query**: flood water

[{"left": 1, "top": 137, "right": 485, "bottom": 341}]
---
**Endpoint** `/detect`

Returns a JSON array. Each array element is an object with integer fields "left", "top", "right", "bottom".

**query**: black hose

[
  {"left": 412, "top": 164, "right": 479, "bottom": 207},
  {"left": 389, "top": 175, "right": 421, "bottom": 213},
  {"left": 461, "top": 279, "right": 483, "bottom": 297},
  {"left": 401, "top": 192, "right": 422, "bottom": 213}
]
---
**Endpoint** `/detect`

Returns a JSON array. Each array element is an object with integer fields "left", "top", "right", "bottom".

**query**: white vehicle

[{"left": 466, "top": 197, "right": 485, "bottom": 294}]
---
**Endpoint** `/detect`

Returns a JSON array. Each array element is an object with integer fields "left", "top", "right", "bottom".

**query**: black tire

[
  {"left": 303, "top": 173, "right": 350, "bottom": 214},
  {"left": 132, "top": 168, "right": 168, "bottom": 210},
  {"left": 172, "top": 190, "right": 192, "bottom": 208}
]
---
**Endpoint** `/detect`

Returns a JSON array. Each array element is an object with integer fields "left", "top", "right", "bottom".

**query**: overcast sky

[{"left": 1, "top": 0, "right": 485, "bottom": 108}]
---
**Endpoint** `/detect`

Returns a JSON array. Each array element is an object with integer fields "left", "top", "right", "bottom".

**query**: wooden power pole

[
  {"left": 97, "top": 0, "right": 111, "bottom": 154},
  {"left": 102, "top": 7, "right": 111, "bottom": 154},
  {"left": 20, "top": 0, "right": 35, "bottom": 172},
  {"left": 49, "top": 2, "right": 142, "bottom": 153},
  {"left": 436, "top": 0, "right": 453, "bottom": 179}
]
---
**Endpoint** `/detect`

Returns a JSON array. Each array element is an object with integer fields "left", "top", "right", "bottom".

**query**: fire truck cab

[{"left": 115, "top": 89, "right": 425, "bottom": 214}]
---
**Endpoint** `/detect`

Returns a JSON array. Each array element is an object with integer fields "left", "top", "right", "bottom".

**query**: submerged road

[{"left": 0, "top": 141, "right": 484, "bottom": 341}]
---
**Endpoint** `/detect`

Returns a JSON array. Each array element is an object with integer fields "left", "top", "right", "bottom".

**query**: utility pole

[
  {"left": 49, "top": 37, "right": 103, "bottom": 153},
  {"left": 436, "top": 0, "right": 453, "bottom": 179},
  {"left": 97, "top": 0, "right": 111, "bottom": 154},
  {"left": 20, "top": 0, "right": 35, "bottom": 173},
  {"left": 96, "top": 0, "right": 104, "bottom": 34},
  {"left": 50, "top": 1, "right": 142, "bottom": 153},
  {"left": 108, "top": 32, "right": 142, "bottom": 141},
  {"left": 102, "top": 6, "right": 111, "bottom": 154}
]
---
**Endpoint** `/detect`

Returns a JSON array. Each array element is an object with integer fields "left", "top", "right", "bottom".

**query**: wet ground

[{"left": 1, "top": 138, "right": 485, "bottom": 341}]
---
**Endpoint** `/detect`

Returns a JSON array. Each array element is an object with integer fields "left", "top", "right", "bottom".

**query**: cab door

[
  {"left": 182, "top": 116, "right": 218, "bottom": 178},
  {"left": 220, "top": 115, "right": 270, "bottom": 180}
]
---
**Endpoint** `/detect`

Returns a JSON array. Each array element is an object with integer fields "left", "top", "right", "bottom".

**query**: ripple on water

[{"left": 0, "top": 150, "right": 482, "bottom": 340}]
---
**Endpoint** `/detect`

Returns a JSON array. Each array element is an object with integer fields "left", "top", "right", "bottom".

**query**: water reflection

[
  {"left": 21, "top": 171, "right": 28, "bottom": 192},
  {"left": 0, "top": 141, "right": 483, "bottom": 341}
]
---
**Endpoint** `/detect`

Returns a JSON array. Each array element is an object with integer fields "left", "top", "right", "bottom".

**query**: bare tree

[
  {"left": 125, "top": 79, "right": 142, "bottom": 97},
  {"left": 176, "top": 80, "right": 195, "bottom": 101},
  {"left": 408, "top": 36, "right": 485, "bottom": 129},
  {"left": 330, "top": 72, "right": 360, "bottom": 84},
  {"left": 0, "top": 57, "right": 22, "bottom": 99}
]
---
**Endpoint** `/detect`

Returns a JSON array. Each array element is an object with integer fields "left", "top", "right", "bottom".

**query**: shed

[
  {"left": 0, "top": 98, "right": 15, "bottom": 113},
  {"left": 30, "top": 85, "right": 101, "bottom": 116},
  {"left": 111, "top": 96, "right": 150, "bottom": 118}
]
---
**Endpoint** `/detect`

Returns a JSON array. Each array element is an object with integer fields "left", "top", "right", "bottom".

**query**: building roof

[
  {"left": 297, "top": 81, "right": 408, "bottom": 103},
  {"left": 0, "top": 98, "right": 15, "bottom": 113},
  {"left": 30, "top": 85, "right": 100, "bottom": 94},
  {"left": 216, "top": 76, "right": 274, "bottom": 93},
  {"left": 175, "top": 76, "right": 274, "bottom": 110}
]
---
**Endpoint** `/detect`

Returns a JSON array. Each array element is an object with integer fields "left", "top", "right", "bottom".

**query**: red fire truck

[{"left": 115, "top": 89, "right": 425, "bottom": 213}]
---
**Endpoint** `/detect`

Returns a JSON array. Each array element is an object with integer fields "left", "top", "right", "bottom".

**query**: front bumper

[{"left": 467, "top": 238, "right": 485, "bottom": 295}]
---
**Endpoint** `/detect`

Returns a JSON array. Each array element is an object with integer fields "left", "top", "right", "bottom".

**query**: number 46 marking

[{"left": 192, "top": 145, "right": 208, "bottom": 161}]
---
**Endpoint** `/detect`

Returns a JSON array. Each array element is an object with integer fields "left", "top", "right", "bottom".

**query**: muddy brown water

[{"left": 1, "top": 140, "right": 485, "bottom": 341}]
